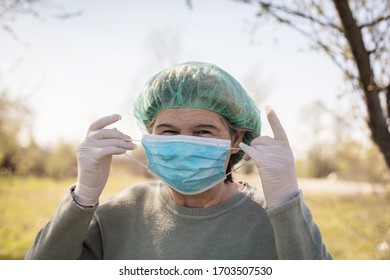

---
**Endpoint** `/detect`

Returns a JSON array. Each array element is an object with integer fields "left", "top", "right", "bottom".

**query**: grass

[
  {"left": 304, "top": 192, "right": 390, "bottom": 260},
  {"left": 0, "top": 172, "right": 389, "bottom": 260},
  {"left": 0, "top": 169, "right": 148, "bottom": 260},
  {"left": 0, "top": 176, "right": 72, "bottom": 259}
]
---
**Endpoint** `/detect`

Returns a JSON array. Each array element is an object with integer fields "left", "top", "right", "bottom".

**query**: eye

[
  {"left": 196, "top": 130, "right": 212, "bottom": 136},
  {"left": 161, "top": 130, "right": 178, "bottom": 135}
]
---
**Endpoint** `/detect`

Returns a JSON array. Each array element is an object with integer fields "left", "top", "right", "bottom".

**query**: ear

[{"left": 231, "top": 131, "right": 245, "bottom": 154}]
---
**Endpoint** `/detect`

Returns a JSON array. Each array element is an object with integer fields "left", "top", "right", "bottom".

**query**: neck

[{"left": 167, "top": 181, "right": 244, "bottom": 208}]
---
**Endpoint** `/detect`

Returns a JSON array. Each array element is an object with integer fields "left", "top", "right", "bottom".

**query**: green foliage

[
  {"left": 334, "top": 140, "right": 389, "bottom": 183},
  {"left": 14, "top": 138, "right": 47, "bottom": 176},
  {"left": 297, "top": 139, "right": 389, "bottom": 182},
  {"left": 43, "top": 142, "right": 77, "bottom": 179},
  {"left": 0, "top": 92, "right": 31, "bottom": 171},
  {"left": 305, "top": 145, "right": 338, "bottom": 178},
  {"left": 296, "top": 99, "right": 389, "bottom": 182},
  {"left": 0, "top": 92, "right": 79, "bottom": 179}
]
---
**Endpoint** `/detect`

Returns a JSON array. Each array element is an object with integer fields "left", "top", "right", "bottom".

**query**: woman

[{"left": 25, "top": 61, "right": 332, "bottom": 259}]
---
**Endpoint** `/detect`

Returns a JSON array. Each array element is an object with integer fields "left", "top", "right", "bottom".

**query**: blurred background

[{"left": 0, "top": 0, "right": 389, "bottom": 259}]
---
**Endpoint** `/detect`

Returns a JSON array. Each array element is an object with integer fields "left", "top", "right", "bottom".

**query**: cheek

[
  {"left": 229, "top": 138, "right": 240, "bottom": 154},
  {"left": 224, "top": 150, "right": 233, "bottom": 169},
  {"left": 231, "top": 132, "right": 245, "bottom": 150},
  {"left": 224, "top": 155, "right": 230, "bottom": 170}
]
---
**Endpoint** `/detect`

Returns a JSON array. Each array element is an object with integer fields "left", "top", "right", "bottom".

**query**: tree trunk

[{"left": 333, "top": 0, "right": 390, "bottom": 169}]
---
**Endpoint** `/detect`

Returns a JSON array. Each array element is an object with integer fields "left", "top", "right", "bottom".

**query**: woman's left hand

[{"left": 239, "top": 106, "right": 299, "bottom": 208}]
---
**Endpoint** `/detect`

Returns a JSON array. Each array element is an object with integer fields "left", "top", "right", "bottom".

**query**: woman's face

[{"left": 150, "top": 108, "right": 243, "bottom": 154}]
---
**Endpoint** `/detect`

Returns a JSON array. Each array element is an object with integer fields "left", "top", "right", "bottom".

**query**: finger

[
  {"left": 77, "top": 145, "right": 127, "bottom": 161},
  {"left": 243, "top": 154, "right": 251, "bottom": 161},
  {"left": 93, "top": 139, "right": 137, "bottom": 150},
  {"left": 250, "top": 136, "right": 276, "bottom": 146},
  {"left": 91, "top": 128, "right": 130, "bottom": 140},
  {"left": 89, "top": 114, "right": 121, "bottom": 132},
  {"left": 265, "top": 105, "right": 288, "bottom": 141},
  {"left": 239, "top": 143, "right": 271, "bottom": 168},
  {"left": 98, "top": 146, "right": 128, "bottom": 158},
  {"left": 239, "top": 142, "right": 260, "bottom": 160}
]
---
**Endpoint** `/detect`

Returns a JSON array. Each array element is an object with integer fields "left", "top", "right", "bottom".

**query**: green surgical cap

[{"left": 133, "top": 61, "right": 261, "bottom": 165}]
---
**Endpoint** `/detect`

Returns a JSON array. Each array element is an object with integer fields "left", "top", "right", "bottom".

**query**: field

[{"left": 0, "top": 171, "right": 389, "bottom": 260}]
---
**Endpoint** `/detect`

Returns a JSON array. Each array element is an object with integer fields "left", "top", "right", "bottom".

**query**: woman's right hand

[
  {"left": 239, "top": 106, "right": 299, "bottom": 209},
  {"left": 73, "top": 114, "right": 136, "bottom": 207}
]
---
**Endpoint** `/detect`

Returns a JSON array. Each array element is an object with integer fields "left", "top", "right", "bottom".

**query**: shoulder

[
  {"left": 233, "top": 182, "right": 271, "bottom": 224},
  {"left": 240, "top": 182, "right": 267, "bottom": 209},
  {"left": 98, "top": 181, "right": 161, "bottom": 210},
  {"left": 91, "top": 182, "right": 163, "bottom": 235}
]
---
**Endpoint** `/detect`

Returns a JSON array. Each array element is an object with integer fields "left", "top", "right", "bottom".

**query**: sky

[{"left": 0, "top": 0, "right": 357, "bottom": 157}]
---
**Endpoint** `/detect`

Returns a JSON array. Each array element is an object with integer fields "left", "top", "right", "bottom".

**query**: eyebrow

[
  {"left": 155, "top": 124, "right": 179, "bottom": 130},
  {"left": 155, "top": 124, "right": 220, "bottom": 131},
  {"left": 193, "top": 124, "right": 220, "bottom": 131}
]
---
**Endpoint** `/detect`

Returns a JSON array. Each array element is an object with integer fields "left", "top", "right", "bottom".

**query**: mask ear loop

[
  {"left": 225, "top": 147, "right": 254, "bottom": 177},
  {"left": 226, "top": 159, "right": 254, "bottom": 177},
  {"left": 123, "top": 140, "right": 149, "bottom": 170}
]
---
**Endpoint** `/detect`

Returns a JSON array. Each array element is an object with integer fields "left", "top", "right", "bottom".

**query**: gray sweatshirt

[{"left": 25, "top": 181, "right": 332, "bottom": 260}]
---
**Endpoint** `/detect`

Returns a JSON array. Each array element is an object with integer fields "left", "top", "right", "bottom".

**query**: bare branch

[
  {"left": 0, "top": 0, "right": 82, "bottom": 42},
  {"left": 387, "top": 84, "right": 390, "bottom": 122},
  {"left": 241, "top": 0, "right": 343, "bottom": 32},
  {"left": 359, "top": 15, "right": 390, "bottom": 30},
  {"left": 236, "top": 0, "right": 390, "bottom": 168}
]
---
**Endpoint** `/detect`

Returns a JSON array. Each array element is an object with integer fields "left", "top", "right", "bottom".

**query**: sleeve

[
  {"left": 24, "top": 186, "right": 101, "bottom": 260},
  {"left": 267, "top": 191, "right": 333, "bottom": 260}
]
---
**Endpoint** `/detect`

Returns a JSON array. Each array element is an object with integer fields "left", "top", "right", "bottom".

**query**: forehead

[{"left": 154, "top": 108, "right": 227, "bottom": 127}]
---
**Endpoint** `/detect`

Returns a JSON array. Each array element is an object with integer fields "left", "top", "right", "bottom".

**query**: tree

[
  {"left": 0, "top": 91, "right": 31, "bottom": 171},
  {"left": 0, "top": 1, "right": 82, "bottom": 175},
  {"left": 0, "top": 0, "right": 82, "bottom": 42},
  {"left": 14, "top": 137, "right": 46, "bottom": 176},
  {"left": 235, "top": 0, "right": 390, "bottom": 169},
  {"left": 44, "top": 142, "right": 77, "bottom": 179},
  {"left": 297, "top": 99, "right": 388, "bottom": 181}
]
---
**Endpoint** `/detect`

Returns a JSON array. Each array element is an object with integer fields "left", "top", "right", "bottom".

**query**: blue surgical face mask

[{"left": 141, "top": 134, "right": 232, "bottom": 195}]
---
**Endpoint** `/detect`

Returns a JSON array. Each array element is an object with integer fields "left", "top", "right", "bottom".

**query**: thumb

[{"left": 239, "top": 142, "right": 257, "bottom": 161}]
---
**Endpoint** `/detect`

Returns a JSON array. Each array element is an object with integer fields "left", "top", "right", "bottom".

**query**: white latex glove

[
  {"left": 239, "top": 106, "right": 299, "bottom": 208},
  {"left": 74, "top": 114, "right": 136, "bottom": 206}
]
